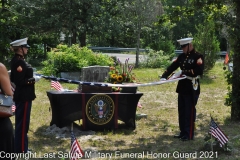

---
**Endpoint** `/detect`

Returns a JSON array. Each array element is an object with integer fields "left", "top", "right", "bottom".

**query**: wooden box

[{"left": 79, "top": 84, "right": 112, "bottom": 93}]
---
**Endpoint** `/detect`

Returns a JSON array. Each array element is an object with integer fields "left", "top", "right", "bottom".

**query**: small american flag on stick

[
  {"left": 51, "top": 81, "right": 63, "bottom": 91},
  {"left": 70, "top": 131, "right": 84, "bottom": 160},
  {"left": 209, "top": 117, "right": 229, "bottom": 147},
  {"left": 12, "top": 104, "right": 16, "bottom": 113}
]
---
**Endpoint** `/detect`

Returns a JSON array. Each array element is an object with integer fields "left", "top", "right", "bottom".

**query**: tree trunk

[
  {"left": 78, "top": 31, "right": 87, "bottom": 47},
  {"left": 231, "top": 1, "right": 240, "bottom": 121},
  {"left": 72, "top": 29, "right": 77, "bottom": 44},
  {"left": 44, "top": 43, "right": 47, "bottom": 59},
  {"left": 231, "top": 54, "right": 240, "bottom": 120},
  {"left": 135, "top": 31, "right": 140, "bottom": 68},
  {"left": 110, "top": 34, "right": 115, "bottom": 46}
]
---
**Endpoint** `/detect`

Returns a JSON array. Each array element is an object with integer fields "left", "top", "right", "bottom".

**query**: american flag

[
  {"left": 224, "top": 53, "right": 229, "bottom": 65},
  {"left": 209, "top": 117, "right": 228, "bottom": 147},
  {"left": 70, "top": 131, "right": 84, "bottom": 160},
  {"left": 51, "top": 81, "right": 63, "bottom": 91},
  {"left": 12, "top": 104, "right": 16, "bottom": 113}
]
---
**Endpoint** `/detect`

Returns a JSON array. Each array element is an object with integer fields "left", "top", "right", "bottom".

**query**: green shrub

[
  {"left": 139, "top": 49, "right": 172, "bottom": 68},
  {"left": 194, "top": 20, "right": 220, "bottom": 73},
  {"left": 148, "top": 39, "right": 175, "bottom": 56},
  {"left": 41, "top": 44, "right": 114, "bottom": 76},
  {"left": 225, "top": 69, "right": 232, "bottom": 106}
]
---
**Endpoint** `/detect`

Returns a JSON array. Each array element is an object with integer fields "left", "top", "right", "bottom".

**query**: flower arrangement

[{"left": 105, "top": 58, "right": 136, "bottom": 84}]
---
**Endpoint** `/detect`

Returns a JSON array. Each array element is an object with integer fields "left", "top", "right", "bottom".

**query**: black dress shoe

[
  {"left": 173, "top": 134, "right": 182, "bottom": 138},
  {"left": 27, "top": 148, "right": 33, "bottom": 153},
  {"left": 180, "top": 136, "right": 189, "bottom": 141}
]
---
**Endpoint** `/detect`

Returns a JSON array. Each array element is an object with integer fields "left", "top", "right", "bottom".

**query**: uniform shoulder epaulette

[{"left": 194, "top": 51, "right": 202, "bottom": 55}]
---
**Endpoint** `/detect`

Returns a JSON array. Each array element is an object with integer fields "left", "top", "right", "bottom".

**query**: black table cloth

[{"left": 47, "top": 91, "right": 143, "bottom": 130}]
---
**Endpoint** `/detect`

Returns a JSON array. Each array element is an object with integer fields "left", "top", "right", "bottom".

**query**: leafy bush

[
  {"left": 148, "top": 39, "right": 175, "bottom": 56},
  {"left": 139, "top": 49, "right": 172, "bottom": 68},
  {"left": 224, "top": 69, "right": 232, "bottom": 106},
  {"left": 41, "top": 44, "right": 114, "bottom": 76},
  {"left": 194, "top": 20, "right": 220, "bottom": 73}
]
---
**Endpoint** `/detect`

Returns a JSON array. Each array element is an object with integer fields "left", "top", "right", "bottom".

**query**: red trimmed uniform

[
  {"left": 10, "top": 53, "right": 36, "bottom": 153},
  {"left": 161, "top": 49, "right": 204, "bottom": 140}
]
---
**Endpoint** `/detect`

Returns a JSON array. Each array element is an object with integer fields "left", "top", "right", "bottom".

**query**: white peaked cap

[
  {"left": 10, "top": 38, "right": 30, "bottom": 47},
  {"left": 177, "top": 38, "right": 193, "bottom": 45}
]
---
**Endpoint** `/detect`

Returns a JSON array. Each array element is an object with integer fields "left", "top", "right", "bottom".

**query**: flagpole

[
  {"left": 210, "top": 134, "right": 213, "bottom": 152},
  {"left": 210, "top": 115, "right": 213, "bottom": 151},
  {"left": 70, "top": 122, "right": 84, "bottom": 159}
]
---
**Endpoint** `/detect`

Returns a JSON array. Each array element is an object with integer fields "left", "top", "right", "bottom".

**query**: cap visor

[
  {"left": 180, "top": 44, "right": 188, "bottom": 48},
  {"left": 22, "top": 44, "right": 30, "bottom": 48}
]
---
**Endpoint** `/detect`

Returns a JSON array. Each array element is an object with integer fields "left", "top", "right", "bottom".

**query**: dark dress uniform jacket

[
  {"left": 10, "top": 54, "right": 36, "bottom": 101},
  {"left": 161, "top": 49, "right": 204, "bottom": 95}
]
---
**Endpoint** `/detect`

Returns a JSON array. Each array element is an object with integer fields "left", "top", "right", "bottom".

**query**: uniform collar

[
  {"left": 186, "top": 49, "right": 195, "bottom": 55},
  {"left": 15, "top": 53, "right": 24, "bottom": 59}
]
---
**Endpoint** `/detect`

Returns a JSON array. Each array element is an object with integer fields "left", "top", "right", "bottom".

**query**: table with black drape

[{"left": 47, "top": 91, "right": 143, "bottom": 130}]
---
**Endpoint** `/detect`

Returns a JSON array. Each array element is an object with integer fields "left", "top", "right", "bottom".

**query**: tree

[
  {"left": 122, "top": 0, "right": 163, "bottom": 67},
  {"left": 229, "top": 0, "right": 240, "bottom": 120},
  {"left": 194, "top": 20, "right": 220, "bottom": 72},
  {"left": 20, "top": 0, "right": 125, "bottom": 47},
  {"left": 160, "top": 0, "right": 240, "bottom": 120},
  {"left": 191, "top": 0, "right": 240, "bottom": 120},
  {"left": 161, "top": 0, "right": 203, "bottom": 47},
  {"left": 0, "top": 0, "right": 22, "bottom": 66}
]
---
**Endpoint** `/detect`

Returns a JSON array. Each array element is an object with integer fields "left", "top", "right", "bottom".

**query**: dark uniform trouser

[
  {"left": 178, "top": 94, "right": 199, "bottom": 139},
  {"left": 15, "top": 101, "right": 32, "bottom": 153}
]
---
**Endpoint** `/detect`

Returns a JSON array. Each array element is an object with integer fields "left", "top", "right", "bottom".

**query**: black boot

[{"left": 180, "top": 136, "right": 189, "bottom": 141}]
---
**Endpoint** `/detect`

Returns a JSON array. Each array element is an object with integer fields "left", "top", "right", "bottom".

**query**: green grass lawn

[{"left": 10, "top": 62, "right": 240, "bottom": 160}]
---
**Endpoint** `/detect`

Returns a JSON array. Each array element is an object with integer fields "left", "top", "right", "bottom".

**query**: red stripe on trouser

[
  {"left": 189, "top": 105, "right": 194, "bottom": 139},
  {"left": 22, "top": 102, "right": 28, "bottom": 152}
]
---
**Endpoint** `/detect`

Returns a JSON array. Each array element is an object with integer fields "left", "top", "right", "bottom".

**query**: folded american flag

[
  {"left": 209, "top": 117, "right": 229, "bottom": 147},
  {"left": 51, "top": 81, "right": 64, "bottom": 91}
]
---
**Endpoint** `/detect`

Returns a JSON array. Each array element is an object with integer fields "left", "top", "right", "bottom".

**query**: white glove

[
  {"left": 34, "top": 75, "right": 41, "bottom": 82},
  {"left": 159, "top": 75, "right": 166, "bottom": 81},
  {"left": 174, "top": 70, "right": 182, "bottom": 77},
  {"left": 168, "top": 70, "right": 182, "bottom": 80}
]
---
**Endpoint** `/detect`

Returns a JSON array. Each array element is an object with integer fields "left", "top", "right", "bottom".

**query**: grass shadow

[
  {"left": 30, "top": 124, "right": 69, "bottom": 159},
  {"left": 200, "top": 75, "right": 215, "bottom": 84}
]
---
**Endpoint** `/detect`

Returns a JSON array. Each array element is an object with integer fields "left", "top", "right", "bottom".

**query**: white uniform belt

[
  {"left": 186, "top": 76, "right": 199, "bottom": 80},
  {"left": 186, "top": 76, "right": 199, "bottom": 90}
]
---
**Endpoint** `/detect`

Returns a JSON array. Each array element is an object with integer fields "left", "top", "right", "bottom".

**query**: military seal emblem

[{"left": 86, "top": 94, "right": 114, "bottom": 125}]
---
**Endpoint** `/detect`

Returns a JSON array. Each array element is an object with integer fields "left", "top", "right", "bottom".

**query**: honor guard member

[
  {"left": 10, "top": 38, "right": 36, "bottom": 153},
  {"left": 160, "top": 37, "right": 204, "bottom": 141}
]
